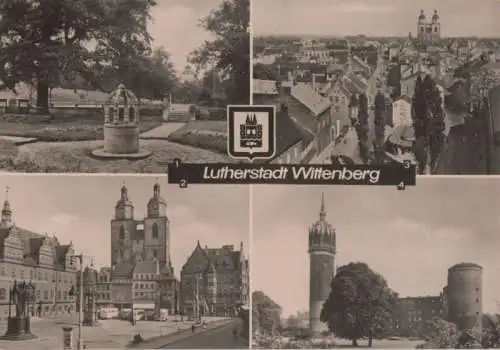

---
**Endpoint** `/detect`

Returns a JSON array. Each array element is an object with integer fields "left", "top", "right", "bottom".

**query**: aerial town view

[
  {"left": 0, "top": 176, "right": 249, "bottom": 349},
  {"left": 0, "top": 0, "right": 249, "bottom": 173},
  {"left": 252, "top": 178, "right": 500, "bottom": 348},
  {"left": 252, "top": 0, "right": 500, "bottom": 174}
]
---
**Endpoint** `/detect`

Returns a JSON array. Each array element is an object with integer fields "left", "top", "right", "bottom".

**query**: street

[{"left": 161, "top": 320, "right": 249, "bottom": 349}]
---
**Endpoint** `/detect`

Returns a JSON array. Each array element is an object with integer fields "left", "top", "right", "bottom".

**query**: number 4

[{"left": 397, "top": 182, "right": 406, "bottom": 191}]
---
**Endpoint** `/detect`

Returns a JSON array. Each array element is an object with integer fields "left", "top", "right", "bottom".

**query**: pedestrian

[
  {"left": 191, "top": 323, "right": 196, "bottom": 333},
  {"left": 232, "top": 325, "right": 239, "bottom": 340}
]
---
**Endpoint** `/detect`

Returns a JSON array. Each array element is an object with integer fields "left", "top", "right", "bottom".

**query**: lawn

[
  {"left": 0, "top": 110, "right": 162, "bottom": 142},
  {"left": 0, "top": 139, "right": 235, "bottom": 173},
  {"left": 167, "top": 120, "right": 227, "bottom": 154}
]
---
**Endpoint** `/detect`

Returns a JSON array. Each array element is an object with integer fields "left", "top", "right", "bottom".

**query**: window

[
  {"left": 118, "top": 107, "right": 124, "bottom": 121},
  {"left": 153, "top": 250, "right": 157, "bottom": 259},
  {"left": 0, "top": 289, "right": 5, "bottom": 300},
  {"left": 119, "top": 227, "right": 125, "bottom": 240},
  {"left": 152, "top": 223, "right": 159, "bottom": 239}
]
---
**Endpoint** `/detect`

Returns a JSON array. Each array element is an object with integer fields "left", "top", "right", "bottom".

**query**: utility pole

[{"left": 195, "top": 273, "right": 201, "bottom": 323}]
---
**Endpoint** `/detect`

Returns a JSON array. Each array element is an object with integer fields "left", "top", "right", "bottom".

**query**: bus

[{"left": 98, "top": 307, "right": 119, "bottom": 320}]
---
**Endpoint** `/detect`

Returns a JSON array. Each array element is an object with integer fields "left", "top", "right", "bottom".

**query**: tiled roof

[
  {"left": 112, "top": 262, "right": 134, "bottom": 278},
  {"left": 272, "top": 110, "right": 307, "bottom": 160},
  {"left": 290, "top": 83, "right": 331, "bottom": 117},
  {"left": 0, "top": 225, "right": 73, "bottom": 271},
  {"left": 253, "top": 79, "right": 279, "bottom": 95},
  {"left": 133, "top": 260, "right": 159, "bottom": 274}
]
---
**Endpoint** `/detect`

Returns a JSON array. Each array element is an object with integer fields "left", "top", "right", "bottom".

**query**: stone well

[{"left": 91, "top": 84, "right": 151, "bottom": 160}]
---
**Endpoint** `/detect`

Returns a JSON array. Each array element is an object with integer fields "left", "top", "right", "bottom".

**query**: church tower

[
  {"left": 1, "top": 187, "right": 13, "bottom": 228},
  {"left": 308, "top": 193, "right": 336, "bottom": 337},
  {"left": 431, "top": 10, "right": 440, "bottom": 44},
  {"left": 144, "top": 181, "right": 170, "bottom": 266},
  {"left": 111, "top": 184, "right": 136, "bottom": 265},
  {"left": 417, "top": 10, "right": 426, "bottom": 43}
]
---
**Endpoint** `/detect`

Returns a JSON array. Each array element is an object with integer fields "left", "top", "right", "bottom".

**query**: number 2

[{"left": 180, "top": 179, "right": 188, "bottom": 188}]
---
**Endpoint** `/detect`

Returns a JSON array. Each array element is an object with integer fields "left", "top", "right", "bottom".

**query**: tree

[
  {"left": 320, "top": 262, "right": 397, "bottom": 347},
  {"left": 481, "top": 314, "right": 500, "bottom": 348},
  {"left": 189, "top": 0, "right": 250, "bottom": 105},
  {"left": 356, "top": 94, "right": 370, "bottom": 164},
  {"left": 0, "top": 0, "right": 158, "bottom": 112},
  {"left": 373, "top": 91, "right": 387, "bottom": 164},
  {"left": 252, "top": 291, "right": 282, "bottom": 336},
  {"left": 253, "top": 63, "right": 277, "bottom": 80},
  {"left": 412, "top": 75, "right": 428, "bottom": 174},
  {"left": 387, "top": 65, "right": 401, "bottom": 100},
  {"left": 417, "top": 318, "right": 459, "bottom": 349},
  {"left": 422, "top": 75, "right": 445, "bottom": 173}
]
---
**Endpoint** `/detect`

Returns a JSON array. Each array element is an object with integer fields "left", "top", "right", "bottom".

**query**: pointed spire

[
  {"left": 319, "top": 193, "right": 326, "bottom": 221},
  {"left": 153, "top": 179, "right": 160, "bottom": 197}
]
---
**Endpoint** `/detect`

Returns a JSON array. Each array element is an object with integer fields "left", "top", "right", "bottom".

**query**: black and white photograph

[
  {"left": 252, "top": 179, "right": 500, "bottom": 348},
  {"left": 0, "top": 175, "right": 249, "bottom": 349},
  {"left": 0, "top": 0, "right": 250, "bottom": 173},
  {"left": 252, "top": 0, "right": 500, "bottom": 174}
]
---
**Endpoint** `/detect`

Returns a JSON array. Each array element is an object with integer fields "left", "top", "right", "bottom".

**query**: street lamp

[{"left": 71, "top": 254, "right": 94, "bottom": 350}]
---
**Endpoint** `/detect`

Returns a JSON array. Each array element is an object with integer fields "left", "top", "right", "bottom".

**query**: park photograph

[
  {"left": 252, "top": 178, "right": 500, "bottom": 348},
  {"left": 0, "top": 0, "right": 250, "bottom": 173}
]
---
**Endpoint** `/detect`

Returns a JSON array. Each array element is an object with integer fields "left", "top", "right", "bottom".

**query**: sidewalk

[{"left": 128, "top": 318, "right": 234, "bottom": 349}]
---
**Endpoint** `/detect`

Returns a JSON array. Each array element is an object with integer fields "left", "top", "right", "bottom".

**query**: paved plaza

[{"left": 0, "top": 316, "right": 214, "bottom": 349}]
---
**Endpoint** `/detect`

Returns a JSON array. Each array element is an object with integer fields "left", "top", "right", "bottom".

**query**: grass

[
  {"left": 167, "top": 120, "right": 227, "bottom": 154},
  {"left": 0, "top": 113, "right": 162, "bottom": 142},
  {"left": 0, "top": 139, "right": 235, "bottom": 173}
]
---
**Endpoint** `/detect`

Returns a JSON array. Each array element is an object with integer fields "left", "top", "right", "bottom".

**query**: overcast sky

[
  {"left": 252, "top": 0, "right": 500, "bottom": 37},
  {"left": 252, "top": 178, "right": 500, "bottom": 317},
  {"left": 0, "top": 175, "right": 249, "bottom": 279},
  {"left": 149, "top": 0, "right": 222, "bottom": 73}
]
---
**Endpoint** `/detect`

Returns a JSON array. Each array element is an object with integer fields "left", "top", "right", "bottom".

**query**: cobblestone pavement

[{"left": 0, "top": 316, "right": 205, "bottom": 349}]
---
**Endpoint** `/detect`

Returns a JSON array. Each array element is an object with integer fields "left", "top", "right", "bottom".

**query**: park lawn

[
  {"left": 0, "top": 139, "right": 235, "bottom": 173},
  {"left": 167, "top": 120, "right": 227, "bottom": 154},
  {"left": 0, "top": 115, "right": 162, "bottom": 142}
]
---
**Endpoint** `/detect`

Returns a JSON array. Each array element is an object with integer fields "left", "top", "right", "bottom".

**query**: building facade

[
  {"left": 109, "top": 182, "right": 179, "bottom": 314},
  {"left": 394, "top": 296, "right": 445, "bottom": 337},
  {"left": 0, "top": 195, "right": 77, "bottom": 319},
  {"left": 308, "top": 194, "right": 336, "bottom": 337},
  {"left": 180, "top": 241, "right": 249, "bottom": 317},
  {"left": 417, "top": 10, "right": 440, "bottom": 45}
]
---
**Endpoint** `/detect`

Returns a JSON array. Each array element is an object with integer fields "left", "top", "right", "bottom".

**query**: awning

[{"left": 133, "top": 304, "right": 155, "bottom": 309}]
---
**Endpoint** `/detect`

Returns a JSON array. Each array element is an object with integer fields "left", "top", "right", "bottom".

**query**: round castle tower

[
  {"left": 446, "top": 263, "right": 483, "bottom": 331},
  {"left": 308, "top": 193, "right": 336, "bottom": 337}
]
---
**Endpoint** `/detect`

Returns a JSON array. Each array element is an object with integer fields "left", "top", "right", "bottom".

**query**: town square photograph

[
  {"left": 253, "top": 0, "right": 500, "bottom": 174},
  {"left": 0, "top": 0, "right": 249, "bottom": 173},
  {"left": 0, "top": 175, "right": 249, "bottom": 349},
  {"left": 252, "top": 178, "right": 500, "bottom": 348}
]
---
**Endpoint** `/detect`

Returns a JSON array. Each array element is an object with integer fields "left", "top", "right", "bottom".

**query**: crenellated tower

[{"left": 308, "top": 193, "right": 336, "bottom": 337}]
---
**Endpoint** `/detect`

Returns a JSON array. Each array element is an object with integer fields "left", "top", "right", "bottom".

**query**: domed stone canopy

[
  {"left": 103, "top": 84, "right": 140, "bottom": 125},
  {"left": 107, "top": 84, "right": 138, "bottom": 106}
]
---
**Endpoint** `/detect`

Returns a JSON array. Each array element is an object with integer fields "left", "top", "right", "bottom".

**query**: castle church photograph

[
  {"left": 252, "top": 178, "right": 500, "bottom": 349},
  {"left": 0, "top": 175, "right": 249, "bottom": 349}
]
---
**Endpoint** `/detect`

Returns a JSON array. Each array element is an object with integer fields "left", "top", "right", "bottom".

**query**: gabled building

[{"left": 180, "top": 241, "right": 249, "bottom": 317}]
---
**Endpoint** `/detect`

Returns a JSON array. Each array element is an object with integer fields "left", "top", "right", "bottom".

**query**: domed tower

[
  {"left": 417, "top": 10, "right": 426, "bottom": 43},
  {"left": 308, "top": 193, "right": 336, "bottom": 337},
  {"left": 147, "top": 181, "right": 167, "bottom": 218},
  {"left": 1, "top": 187, "right": 13, "bottom": 228},
  {"left": 431, "top": 10, "right": 440, "bottom": 44},
  {"left": 144, "top": 181, "right": 170, "bottom": 265},
  {"left": 446, "top": 263, "right": 483, "bottom": 331},
  {"left": 111, "top": 184, "right": 135, "bottom": 265}
]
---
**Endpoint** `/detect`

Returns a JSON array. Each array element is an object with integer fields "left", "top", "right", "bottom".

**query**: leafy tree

[
  {"left": 320, "top": 262, "right": 397, "bottom": 347},
  {"left": 189, "top": 0, "right": 249, "bottom": 105},
  {"left": 417, "top": 318, "right": 459, "bottom": 349},
  {"left": 356, "top": 94, "right": 370, "bottom": 164},
  {"left": 0, "top": 0, "right": 158, "bottom": 112},
  {"left": 373, "top": 91, "right": 386, "bottom": 164},
  {"left": 412, "top": 75, "right": 428, "bottom": 174},
  {"left": 481, "top": 314, "right": 500, "bottom": 348},
  {"left": 422, "top": 75, "right": 445, "bottom": 173},
  {"left": 386, "top": 65, "right": 401, "bottom": 100},
  {"left": 252, "top": 290, "right": 282, "bottom": 336}
]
